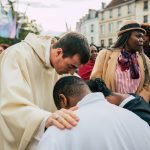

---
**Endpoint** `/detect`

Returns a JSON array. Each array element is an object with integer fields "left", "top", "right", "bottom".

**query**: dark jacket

[{"left": 124, "top": 93, "right": 150, "bottom": 126}]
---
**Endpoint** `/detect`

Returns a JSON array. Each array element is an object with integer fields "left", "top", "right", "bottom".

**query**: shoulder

[
  {"left": 98, "top": 48, "right": 120, "bottom": 55},
  {"left": 41, "top": 126, "right": 70, "bottom": 143},
  {"left": 3, "top": 42, "right": 33, "bottom": 59},
  {"left": 38, "top": 126, "right": 65, "bottom": 150},
  {"left": 0, "top": 42, "right": 34, "bottom": 67},
  {"left": 97, "top": 48, "right": 120, "bottom": 60}
]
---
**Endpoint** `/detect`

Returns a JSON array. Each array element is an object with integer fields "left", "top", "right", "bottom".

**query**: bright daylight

[{"left": 0, "top": 0, "right": 150, "bottom": 150}]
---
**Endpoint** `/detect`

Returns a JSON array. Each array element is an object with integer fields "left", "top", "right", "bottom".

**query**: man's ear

[
  {"left": 56, "top": 48, "right": 63, "bottom": 56},
  {"left": 59, "top": 94, "right": 68, "bottom": 108}
]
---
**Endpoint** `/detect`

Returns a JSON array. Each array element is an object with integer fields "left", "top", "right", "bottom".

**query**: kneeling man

[{"left": 38, "top": 76, "right": 150, "bottom": 150}]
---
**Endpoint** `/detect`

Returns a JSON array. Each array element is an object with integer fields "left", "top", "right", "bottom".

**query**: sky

[{"left": 16, "top": 0, "right": 111, "bottom": 33}]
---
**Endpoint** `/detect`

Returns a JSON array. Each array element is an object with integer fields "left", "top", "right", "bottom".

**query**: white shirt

[{"left": 38, "top": 92, "right": 150, "bottom": 150}]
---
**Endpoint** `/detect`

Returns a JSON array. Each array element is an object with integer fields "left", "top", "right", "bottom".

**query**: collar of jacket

[
  {"left": 77, "top": 92, "right": 107, "bottom": 107},
  {"left": 24, "top": 33, "right": 52, "bottom": 68}
]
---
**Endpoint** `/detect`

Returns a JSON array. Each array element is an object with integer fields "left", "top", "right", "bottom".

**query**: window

[
  {"left": 144, "top": 0, "right": 148, "bottom": 10},
  {"left": 90, "top": 10, "right": 96, "bottom": 19},
  {"left": 108, "top": 38, "right": 113, "bottom": 47},
  {"left": 91, "top": 37, "right": 94, "bottom": 43},
  {"left": 117, "top": 21, "right": 122, "bottom": 31},
  {"left": 82, "top": 26, "right": 86, "bottom": 35},
  {"left": 109, "top": 23, "right": 113, "bottom": 33},
  {"left": 90, "top": 11, "right": 94, "bottom": 19},
  {"left": 100, "top": 24, "right": 105, "bottom": 34},
  {"left": 128, "top": 4, "right": 131, "bottom": 14},
  {"left": 91, "top": 24, "right": 94, "bottom": 32},
  {"left": 109, "top": 9, "right": 112, "bottom": 18},
  {"left": 118, "top": 7, "right": 121, "bottom": 17},
  {"left": 101, "top": 40, "right": 105, "bottom": 47},
  {"left": 143, "top": 15, "right": 148, "bottom": 23},
  {"left": 101, "top": 12, "right": 104, "bottom": 20}
]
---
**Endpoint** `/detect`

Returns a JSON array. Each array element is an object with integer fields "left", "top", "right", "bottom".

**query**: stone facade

[
  {"left": 76, "top": 9, "right": 100, "bottom": 46},
  {"left": 77, "top": 0, "right": 150, "bottom": 48},
  {"left": 99, "top": 0, "right": 150, "bottom": 47}
]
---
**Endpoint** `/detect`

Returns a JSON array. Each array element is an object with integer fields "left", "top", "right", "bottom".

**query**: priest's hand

[{"left": 45, "top": 106, "right": 79, "bottom": 129}]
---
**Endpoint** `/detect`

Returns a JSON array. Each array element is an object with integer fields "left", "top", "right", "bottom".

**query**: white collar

[{"left": 77, "top": 92, "right": 107, "bottom": 107}]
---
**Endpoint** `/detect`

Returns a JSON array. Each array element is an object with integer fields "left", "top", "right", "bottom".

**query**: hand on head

[{"left": 47, "top": 76, "right": 91, "bottom": 129}]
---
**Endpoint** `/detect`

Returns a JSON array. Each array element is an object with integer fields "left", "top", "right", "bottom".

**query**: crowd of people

[
  {"left": 0, "top": 20, "right": 150, "bottom": 150},
  {"left": 91, "top": 20, "right": 150, "bottom": 102}
]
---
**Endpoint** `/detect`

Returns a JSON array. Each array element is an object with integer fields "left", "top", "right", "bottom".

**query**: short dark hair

[
  {"left": 86, "top": 78, "right": 111, "bottom": 97},
  {"left": 52, "top": 32, "right": 90, "bottom": 64},
  {"left": 53, "top": 76, "right": 88, "bottom": 109}
]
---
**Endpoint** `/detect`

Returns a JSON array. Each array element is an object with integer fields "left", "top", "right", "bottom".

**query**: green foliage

[{"left": 0, "top": 37, "right": 20, "bottom": 46}]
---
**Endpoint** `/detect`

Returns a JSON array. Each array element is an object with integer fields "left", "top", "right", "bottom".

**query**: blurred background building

[
  {"left": 77, "top": 0, "right": 150, "bottom": 48},
  {"left": 76, "top": 9, "right": 100, "bottom": 46}
]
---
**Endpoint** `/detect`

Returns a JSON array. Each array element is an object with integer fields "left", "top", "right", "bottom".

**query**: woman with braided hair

[{"left": 91, "top": 20, "right": 150, "bottom": 102}]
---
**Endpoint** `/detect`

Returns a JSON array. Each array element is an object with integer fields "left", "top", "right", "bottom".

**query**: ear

[
  {"left": 56, "top": 48, "right": 63, "bottom": 56},
  {"left": 59, "top": 94, "right": 68, "bottom": 108}
]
